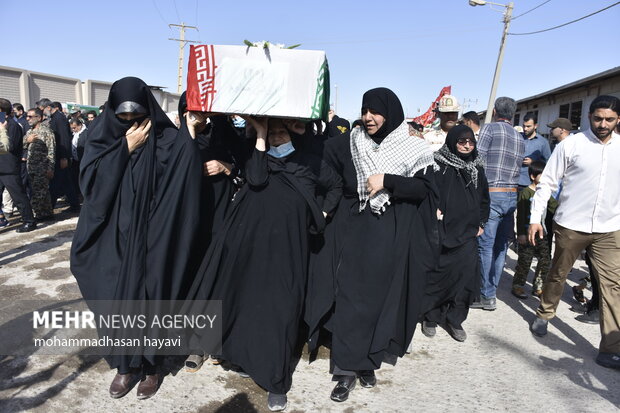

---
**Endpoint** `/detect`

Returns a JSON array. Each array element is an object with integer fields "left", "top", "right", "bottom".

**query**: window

[
  {"left": 558, "top": 101, "right": 581, "bottom": 130},
  {"left": 513, "top": 113, "right": 520, "bottom": 126}
]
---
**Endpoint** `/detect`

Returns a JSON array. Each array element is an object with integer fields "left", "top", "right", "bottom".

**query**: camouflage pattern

[
  {"left": 23, "top": 124, "right": 55, "bottom": 218},
  {"left": 513, "top": 241, "right": 551, "bottom": 292}
]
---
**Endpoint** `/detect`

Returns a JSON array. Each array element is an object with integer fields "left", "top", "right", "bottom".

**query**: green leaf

[
  {"left": 287, "top": 44, "right": 301, "bottom": 49},
  {"left": 243, "top": 39, "right": 254, "bottom": 47}
]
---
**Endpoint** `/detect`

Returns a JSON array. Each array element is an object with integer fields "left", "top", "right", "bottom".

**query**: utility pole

[
  {"left": 484, "top": 2, "right": 513, "bottom": 124},
  {"left": 169, "top": 23, "right": 199, "bottom": 94}
]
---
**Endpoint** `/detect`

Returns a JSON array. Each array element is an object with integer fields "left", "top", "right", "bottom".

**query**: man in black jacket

[{"left": 0, "top": 98, "right": 36, "bottom": 232}]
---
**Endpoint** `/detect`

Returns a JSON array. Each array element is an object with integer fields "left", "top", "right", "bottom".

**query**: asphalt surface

[{"left": 0, "top": 211, "right": 618, "bottom": 412}]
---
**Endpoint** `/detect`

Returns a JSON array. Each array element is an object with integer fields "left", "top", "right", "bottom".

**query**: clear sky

[{"left": 5, "top": 0, "right": 620, "bottom": 121}]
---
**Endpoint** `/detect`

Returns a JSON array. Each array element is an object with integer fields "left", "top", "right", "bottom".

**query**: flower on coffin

[{"left": 243, "top": 40, "right": 301, "bottom": 49}]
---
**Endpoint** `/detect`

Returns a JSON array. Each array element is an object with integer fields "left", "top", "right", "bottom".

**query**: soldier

[
  {"left": 24, "top": 108, "right": 55, "bottom": 220},
  {"left": 423, "top": 94, "right": 461, "bottom": 151}
]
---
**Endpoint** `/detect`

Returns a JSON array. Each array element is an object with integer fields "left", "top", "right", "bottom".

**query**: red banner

[
  {"left": 186, "top": 45, "right": 218, "bottom": 112},
  {"left": 412, "top": 86, "right": 451, "bottom": 127}
]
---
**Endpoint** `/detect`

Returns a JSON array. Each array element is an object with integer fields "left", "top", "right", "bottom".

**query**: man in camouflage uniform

[
  {"left": 24, "top": 108, "right": 55, "bottom": 220},
  {"left": 423, "top": 94, "right": 461, "bottom": 151}
]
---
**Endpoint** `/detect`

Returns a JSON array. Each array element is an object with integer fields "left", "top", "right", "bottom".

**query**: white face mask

[{"left": 267, "top": 141, "right": 295, "bottom": 158}]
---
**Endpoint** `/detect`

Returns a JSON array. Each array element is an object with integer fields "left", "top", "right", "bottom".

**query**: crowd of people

[
  {"left": 1, "top": 81, "right": 618, "bottom": 411},
  {"left": 0, "top": 98, "right": 102, "bottom": 231}
]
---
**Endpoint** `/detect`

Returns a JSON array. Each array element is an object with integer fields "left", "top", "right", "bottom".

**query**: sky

[{"left": 4, "top": 0, "right": 620, "bottom": 121}]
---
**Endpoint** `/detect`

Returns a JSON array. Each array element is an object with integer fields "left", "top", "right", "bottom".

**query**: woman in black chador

[
  {"left": 305, "top": 87, "right": 441, "bottom": 403},
  {"left": 421, "top": 124, "right": 489, "bottom": 342},
  {"left": 187, "top": 117, "right": 341, "bottom": 412},
  {"left": 70, "top": 77, "right": 202, "bottom": 400}
]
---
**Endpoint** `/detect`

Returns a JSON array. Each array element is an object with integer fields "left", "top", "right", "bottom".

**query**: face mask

[
  {"left": 267, "top": 141, "right": 295, "bottom": 158},
  {"left": 232, "top": 117, "right": 245, "bottom": 128}
]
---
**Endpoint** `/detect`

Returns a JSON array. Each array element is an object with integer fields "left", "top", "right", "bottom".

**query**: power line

[
  {"left": 509, "top": 1, "right": 619, "bottom": 36},
  {"left": 152, "top": 0, "right": 168, "bottom": 25},
  {"left": 173, "top": 0, "right": 181, "bottom": 22},
  {"left": 195, "top": 0, "right": 198, "bottom": 27},
  {"left": 511, "top": 0, "right": 551, "bottom": 20}
]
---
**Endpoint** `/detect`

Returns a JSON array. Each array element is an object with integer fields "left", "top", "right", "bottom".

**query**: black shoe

[
  {"left": 470, "top": 297, "right": 497, "bottom": 311},
  {"left": 596, "top": 352, "right": 620, "bottom": 370},
  {"left": 421, "top": 321, "right": 437, "bottom": 338},
  {"left": 446, "top": 323, "right": 467, "bottom": 342},
  {"left": 358, "top": 370, "right": 376, "bottom": 388},
  {"left": 16, "top": 222, "right": 37, "bottom": 233},
  {"left": 330, "top": 375, "right": 356, "bottom": 402},
  {"left": 530, "top": 317, "right": 548, "bottom": 337},
  {"left": 575, "top": 309, "right": 600, "bottom": 324}
]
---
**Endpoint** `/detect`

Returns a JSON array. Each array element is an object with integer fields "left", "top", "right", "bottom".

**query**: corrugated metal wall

[
  {"left": 30, "top": 74, "right": 78, "bottom": 104},
  {"left": 0, "top": 68, "right": 22, "bottom": 105},
  {"left": 0, "top": 66, "right": 180, "bottom": 111}
]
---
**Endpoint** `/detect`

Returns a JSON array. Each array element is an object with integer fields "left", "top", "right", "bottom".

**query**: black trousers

[
  {"left": 0, "top": 173, "right": 35, "bottom": 223},
  {"left": 49, "top": 162, "right": 79, "bottom": 209}
]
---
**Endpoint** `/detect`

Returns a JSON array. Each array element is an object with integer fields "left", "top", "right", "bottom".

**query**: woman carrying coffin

[
  {"left": 305, "top": 87, "right": 441, "bottom": 403},
  {"left": 187, "top": 117, "right": 342, "bottom": 411},
  {"left": 421, "top": 124, "right": 489, "bottom": 342},
  {"left": 70, "top": 77, "right": 203, "bottom": 400}
]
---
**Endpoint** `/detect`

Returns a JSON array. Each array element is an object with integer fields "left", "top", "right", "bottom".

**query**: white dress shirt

[{"left": 530, "top": 129, "right": 620, "bottom": 233}]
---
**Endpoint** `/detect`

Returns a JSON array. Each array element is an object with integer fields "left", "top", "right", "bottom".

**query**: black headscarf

[
  {"left": 445, "top": 124, "right": 478, "bottom": 162},
  {"left": 361, "top": 87, "right": 404, "bottom": 143}
]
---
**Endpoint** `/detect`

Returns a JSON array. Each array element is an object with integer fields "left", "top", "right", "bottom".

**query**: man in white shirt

[{"left": 528, "top": 95, "right": 620, "bottom": 370}]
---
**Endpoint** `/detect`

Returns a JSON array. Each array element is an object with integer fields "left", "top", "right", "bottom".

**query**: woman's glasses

[{"left": 456, "top": 138, "right": 475, "bottom": 146}]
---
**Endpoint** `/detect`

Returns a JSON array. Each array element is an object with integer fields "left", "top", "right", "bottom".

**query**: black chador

[
  {"left": 422, "top": 124, "right": 490, "bottom": 339},
  {"left": 70, "top": 77, "right": 202, "bottom": 375},
  {"left": 305, "top": 88, "right": 441, "bottom": 397},
  {"left": 186, "top": 120, "right": 342, "bottom": 396},
  {"left": 178, "top": 92, "right": 246, "bottom": 246}
]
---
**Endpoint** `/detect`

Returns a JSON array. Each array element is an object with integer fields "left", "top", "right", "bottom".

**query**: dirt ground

[{"left": 0, "top": 211, "right": 618, "bottom": 412}]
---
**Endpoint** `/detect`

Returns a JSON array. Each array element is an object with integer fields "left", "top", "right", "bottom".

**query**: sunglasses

[{"left": 456, "top": 138, "right": 475, "bottom": 145}]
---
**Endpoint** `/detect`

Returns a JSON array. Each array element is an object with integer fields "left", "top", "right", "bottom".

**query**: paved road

[{"left": 0, "top": 213, "right": 618, "bottom": 412}]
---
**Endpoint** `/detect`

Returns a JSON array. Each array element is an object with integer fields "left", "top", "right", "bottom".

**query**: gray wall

[{"left": 0, "top": 65, "right": 181, "bottom": 112}]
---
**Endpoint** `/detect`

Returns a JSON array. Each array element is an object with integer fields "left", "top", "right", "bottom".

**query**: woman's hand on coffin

[
  {"left": 242, "top": 116, "right": 268, "bottom": 140},
  {"left": 186, "top": 111, "right": 209, "bottom": 139},
  {"left": 282, "top": 119, "right": 306, "bottom": 135},
  {"left": 126, "top": 118, "right": 151, "bottom": 154}
]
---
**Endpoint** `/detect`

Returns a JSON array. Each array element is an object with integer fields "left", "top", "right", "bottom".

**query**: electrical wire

[
  {"left": 173, "top": 0, "right": 182, "bottom": 22},
  {"left": 152, "top": 0, "right": 168, "bottom": 25},
  {"left": 509, "top": 1, "right": 619, "bottom": 36},
  {"left": 511, "top": 0, "right": 551, "bottom": 20}
]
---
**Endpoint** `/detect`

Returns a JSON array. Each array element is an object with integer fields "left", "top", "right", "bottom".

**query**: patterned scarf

[
  {"left": 351, "top": 120, "right": 437, "bottom": 215},
  {"left": 434, "top": 144, "right": 484, "bottom": 188}
]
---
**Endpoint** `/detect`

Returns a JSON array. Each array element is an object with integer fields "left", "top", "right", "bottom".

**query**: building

[
  {"left": 0, "top": 65, "right": 180, "bottom": 113},
  {"left": 479, "top": 66, "right": 620, "bottom": 139}
]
